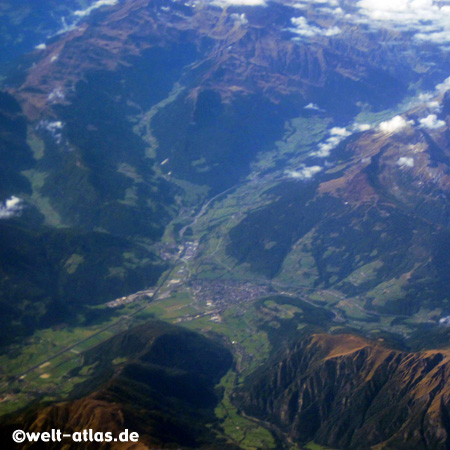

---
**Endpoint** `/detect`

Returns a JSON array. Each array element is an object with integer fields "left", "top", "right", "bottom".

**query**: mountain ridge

[{"left": 236, "top": 332, "right": 450, "bottom": 450}]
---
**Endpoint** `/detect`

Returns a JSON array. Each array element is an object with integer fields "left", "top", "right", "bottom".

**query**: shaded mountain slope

[
  {"left": 0, "top": 92, "right": 169, "bottom": 345},
  {"left": 0, "top": 320, "right": 235, "bottom": 449}
]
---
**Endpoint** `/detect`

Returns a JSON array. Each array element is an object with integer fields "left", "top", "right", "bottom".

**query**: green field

[{"left": 215, "top": 370, "right": 276, "bottom": 449}]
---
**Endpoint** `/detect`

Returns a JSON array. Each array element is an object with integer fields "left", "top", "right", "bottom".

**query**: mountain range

[{"left": 2, "top": 0, "right": 450, "bottom": 448}]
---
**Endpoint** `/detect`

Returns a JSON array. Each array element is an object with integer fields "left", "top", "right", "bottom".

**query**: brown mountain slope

[
  {"left": 9, "top": 0, "right": 418, "bottom": 121},
  {"left": 236, "top": 333, "right": 450, "bottom": 450}
]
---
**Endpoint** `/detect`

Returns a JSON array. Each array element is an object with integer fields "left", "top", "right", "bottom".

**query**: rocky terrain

[
  {"left": 3, "top": 0, "right": 450, "bottom": 448},
  {"left": 237, "top": 333, "right": 450, "bottom": 449}
]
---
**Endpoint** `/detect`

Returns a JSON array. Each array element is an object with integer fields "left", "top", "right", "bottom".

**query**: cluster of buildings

[
  {"left": 105, "top": 289, "right": 155, "bottom": 308},
  {"left": 156, "top": 240, "right": 199, "bottom": 262},
  {"left": 156, "top": 242, "right": 181, "bottom": 261},
  {"left": 190, "top": 279, "right": 270, "bottom": 307},
  {"left": 181, "top": 241, "right": 199, "bottom": 261}
]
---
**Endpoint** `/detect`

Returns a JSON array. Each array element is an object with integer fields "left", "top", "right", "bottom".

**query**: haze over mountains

[{"left": 2, "top": 0, "right": 450, "bottom": 448}]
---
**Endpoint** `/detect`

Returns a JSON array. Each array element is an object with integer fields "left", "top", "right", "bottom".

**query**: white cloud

[
  {"left": 74, "top": 0, "right": 119, "bottom": 17},
  {"left": 287, "top": 165, "right": 323, "bottom": 179},
  {"left": 289, "top": 16, "right": 341, "bottom": 38},
  {"left": 439, "top": 316, "right": 450, "bottom": 325},
  {"left": 35, "top": 43, "right": 46, "bottom": 50},
  {"left": 55, "top": 0, "right": 119, "bottom": 35},
  {"left": 231, "top": 13, "right": 249, "bottom": 25},
  {"left": 304, "top": 103, "right": 321, "bottom": 110},
  {"left": 228, "top": 0, "right": 265, "bottom": 4},
  {"left": 47, "top": 121, "right": 63, "bottom": 131},
  {"left": 353, "top": 123, "right": 371, "bottom": 132},
  {"left": 417, "top": 92, "right": 441, "bottom": 110},
  {"left": 292, "top": 0, "right": 340, "bottom": 5},
  {"left": 356, "top": 0, "right": 450, "bottom": 44},
  {"left": 379, "top": 115, "right": 414, "bottom": 133},
  {"left": 38, "top": 120, "right": 64, "bottom": 144},
  {"left": 358, "top": 0, "right": 435, "bottom": 17},
  {"left": 330, "top": 126, "right": 351, "bottom": 136},
  {"left": 436, "top": 76, "right": 450, "bottom": 92},
  {"left": 316, "top": 6, "right": 344, "bottom": 15},
  {"left": 48, "top": 87, "right": 65, "bottom": 102},
  {"left": 427, "top": 101, "right": 441, "bottom": 110},
  {"left": 314, "top": 141, "right": 336, "bottom": 157},
  {"left": 0, "top": 196, "right": 23, "bottom": 220},
  {"left": 419, "top": 92, "right": 433, "bottom": 101},
  {"left": 212, "top": 0, "right": 266, "bottom": 5},
  {"left": 419, "top": 114, "right": 446, "bottom": 129},
  {"left": 56, "top": 16, "right": 77, "bottom": 35},
  {"left": 397, "top": 156, "right": 414, "bottom": 167},
  {"left": 415, "top": 30, "right": 450, "bottom": 43},
  {"left": 311, "top": 126, "right": 351, "bottom": 157},
  {"left": 292, "top": 2, "right": 307, "bottom": 8}
]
